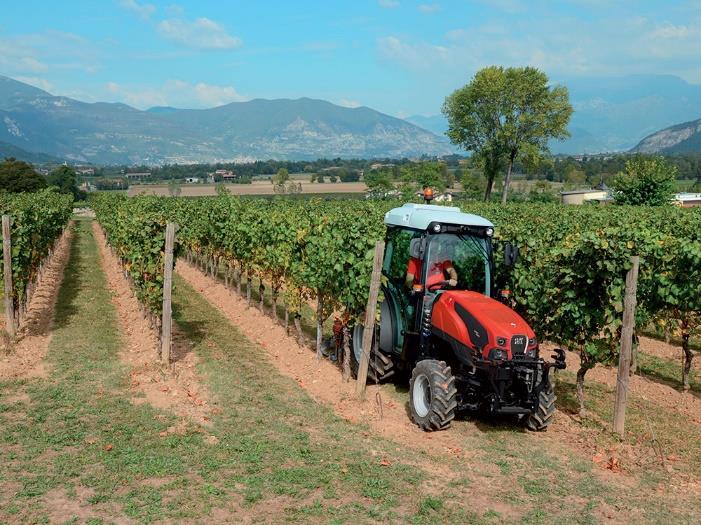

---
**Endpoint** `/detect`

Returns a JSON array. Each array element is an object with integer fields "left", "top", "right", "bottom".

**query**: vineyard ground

[
  {"left": 0, "top": 218, "right": 699, "bottom": 523},
  {"left": 177, "top": 257, "right": 701, "bottom": 523},
  {"left": 0, "top": 223, "right": 74, "bottom": 381}
]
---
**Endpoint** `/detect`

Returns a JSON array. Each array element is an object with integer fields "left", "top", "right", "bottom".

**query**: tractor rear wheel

[
  {"left": 349, "top": 324, "right": 395, "bottom": 383},
  {"left": 409, "top": 360, "right": 457, "bottom": 431},
  {"left": 525, "top": 383, "right": 556, "bottom": 431}
]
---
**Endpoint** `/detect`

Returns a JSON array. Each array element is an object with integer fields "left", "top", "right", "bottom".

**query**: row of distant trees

[
  {"left": 441, "top": 65, "right": 696, "bottom": 205},
  {"left": 0, "top": 158, "right": 85, "bottom": 200}
]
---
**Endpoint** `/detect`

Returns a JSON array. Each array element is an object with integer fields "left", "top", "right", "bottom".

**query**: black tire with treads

[
  {"left": 525, "top": 383, "right": 556, "bottom": 431},
  {"left": 409, "top": 360, "right": 457, "bottom": 431},
  {"left": 348, "top": 324, "right": 395, "bottom": 383}
]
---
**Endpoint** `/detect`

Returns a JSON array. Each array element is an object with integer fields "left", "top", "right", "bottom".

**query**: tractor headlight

[
  {"left": 528, "top": 338, "right": 537, "bottom": 346},
  {"left": 496, "top": 336, "right": 507, "bottom": 347},
  {"left": 432, "top": 224, "right": 441, "bottom": 233},
  {"left": 486, "top": 227, "right": 494, "bottom": 237},
  {"left": 489, "top": 348, "right": 507, "bottom": 361}
]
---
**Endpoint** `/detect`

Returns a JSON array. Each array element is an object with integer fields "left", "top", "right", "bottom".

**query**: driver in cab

[{"left": 405, "top": 238, "right": 458, "bottom": 291}]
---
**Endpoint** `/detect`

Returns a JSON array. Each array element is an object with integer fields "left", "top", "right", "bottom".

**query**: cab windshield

[{"left": 424, "top": 232, "right": 491, "bottom": 295}]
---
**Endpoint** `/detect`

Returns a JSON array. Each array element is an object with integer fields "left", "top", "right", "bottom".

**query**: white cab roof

[{"left": 384, "top": 203, "right": 494, "bottom": 230}]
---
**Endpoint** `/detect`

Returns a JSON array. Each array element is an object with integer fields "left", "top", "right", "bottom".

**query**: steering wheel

[{"left": 427, "top": 280, "right": 450, "bottom": 291}]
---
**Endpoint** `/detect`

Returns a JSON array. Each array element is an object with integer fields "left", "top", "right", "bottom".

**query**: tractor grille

[{"left": 511, "top": 335, "right": 527, "bottom": 355}]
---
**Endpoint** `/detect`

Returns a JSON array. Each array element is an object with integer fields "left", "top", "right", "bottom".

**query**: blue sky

[{"left": 2, "top": 0, "right": 700, "bottom": 117}]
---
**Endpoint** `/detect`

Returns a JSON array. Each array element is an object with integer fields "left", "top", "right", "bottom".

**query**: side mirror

[{"left": 504, "top": 242, "right": 519, "bottom": 268}]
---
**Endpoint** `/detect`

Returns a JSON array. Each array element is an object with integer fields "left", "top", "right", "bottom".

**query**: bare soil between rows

[
  {"left": 176, "top": 260, "right": 476, "bottom": 457},
  {"left": 0, "top": 222, "right": 74, "bottom": 380},
  {"left": 92, "top": 221, "right": 214, "bottom": 430},
  {"left": 177, "top": 259, "right": 701, "bottom": 500}
]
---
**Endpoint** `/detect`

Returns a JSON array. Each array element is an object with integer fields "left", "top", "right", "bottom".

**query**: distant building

[
  {"left": 126, "top": 172, "right": 150, "bottom": 180},
  {"left": 185, "top": 177, "right": 200, "bottom": 184},
  {"left": 560, "top": 188, "right": 611, "bottom": 205},
  {"left": 369, "top": 163, "right": 395, "bottom": 171},
  {"left": 75, "top": 166, "right": 95, "bottom": 175},
  {"left": 210, "top": 169, "right": 237, "bottom": 182},
  {"left": 674, "top": 193, "right": 701, "bottom": 207}
]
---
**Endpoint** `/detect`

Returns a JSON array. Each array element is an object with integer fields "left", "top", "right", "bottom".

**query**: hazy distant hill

[
  {"left": 405, "top": 115, "right": 448, "bottom": 136},
  {"left": 0, "top": 76, "right": 452, "bottom": 164},
  {"left": 632, "top": 118, "right": 701, "bottom": 154},
  {"left": 0, "top": 140, "right": 62, "bottom": 164},
  {"left": 405, "top": 74, "right": 701, "bottom": 155}
]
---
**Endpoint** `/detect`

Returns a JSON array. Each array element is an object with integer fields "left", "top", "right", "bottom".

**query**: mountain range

[
  {"left": 0, "top": 75, "right": 452, "bottom": 165},
  {"left": 3, "top": 73, "right": 701, "bottom": 165},
  {"left": 633, "top": 118, "right": 701, "bottom": 154},
  {"left": 407, "top": 74, "right": 701, "bottom": 155},
  {"left": 0, "top": 140, "right": 62, "bottom": 164}
]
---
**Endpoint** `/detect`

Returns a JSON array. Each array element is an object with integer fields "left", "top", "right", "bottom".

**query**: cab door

[{"left": 381, "top": 227, "right": 422, "bottom": 354}]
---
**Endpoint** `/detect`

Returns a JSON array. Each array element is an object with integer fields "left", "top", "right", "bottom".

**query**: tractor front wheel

[
  {"left": 525, "top": 383, "right": 556, "bottom": 431},
  {"left": 409, "top": 360, "right": 457, "bottom": 431}
]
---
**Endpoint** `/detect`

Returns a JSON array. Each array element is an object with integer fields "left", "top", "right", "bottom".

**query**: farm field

[
  {"left": 1, "top": 195, "right": 700, "bottom": 523},
  {"left": 0, "top": 217, "right": 699, "bottom": 523},
  {"left": 128, "top": 181, "right": 368, "bottom": 197}
]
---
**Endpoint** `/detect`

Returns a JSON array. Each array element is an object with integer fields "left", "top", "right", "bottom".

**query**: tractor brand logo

[
  {"left": 473, "top": 329, "right": 481, "bottom": 339},
  {"left": 513, "top": 336, "right": 526, "bottom": 346},
  {"left": 510, "top": 322, "right": 516, "bottom": 327}
]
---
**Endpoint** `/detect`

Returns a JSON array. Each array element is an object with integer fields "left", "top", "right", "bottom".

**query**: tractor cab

[{"left": 348, "top": 199, "right": 565, "bottom": 432}]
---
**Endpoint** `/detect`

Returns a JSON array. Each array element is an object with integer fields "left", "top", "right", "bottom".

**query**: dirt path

[
  {"left": 92, "top": 221, "right": 213, "bottom": 429},
  {"left": 177, "top": 259, "right": 701, "bottom": 490},
  {"left": 555, "top": 344, "right": 701, "bottom": 423},
  {"left": 0, "top": 222, "right": 73, "bottom": 380},
  {"left": 176, "top": 259, "right": 476, "bottom": 459}
]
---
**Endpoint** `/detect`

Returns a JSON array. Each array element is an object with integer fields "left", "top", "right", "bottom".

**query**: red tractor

[{"left": 349, "top": 201, "right": 565, "bottom": 431}]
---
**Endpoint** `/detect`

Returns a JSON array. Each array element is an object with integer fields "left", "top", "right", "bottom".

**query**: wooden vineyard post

[
  {"left": 315, "top": 298, "right": 324, "bottom": 361},
  {"left": 356, "top": 240, "right": 385, "bottom": 398},
  {"left": 2, "top": 215, "right": 16, "bottom": 337},
  {"left": 613, "top": 255, "right": 639, "bottom": 437},
  {"left": 342, "top": 325, "right": 351, "bottom": 381},
  {"left": 161, "top": 222, "right": 176, "bottom": 365}
]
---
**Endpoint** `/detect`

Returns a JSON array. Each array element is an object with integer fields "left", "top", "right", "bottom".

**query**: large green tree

[
  {"left": 0, "top": 157, "right": 47, "bottom": 193},
  {"left": 443, "top": 66, "right": 572, "bottom": 201},
  {"left": 610, "top": 156, "right": 676, "bottom": 206},
  {"left": 48, "top": 165, "right": 84, "bottom": 200}
]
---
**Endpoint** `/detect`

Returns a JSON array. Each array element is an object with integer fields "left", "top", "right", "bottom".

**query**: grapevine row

[
  {"left": 0, "top": 189, "right": 74, "bottom": 326},
  {"left": 90, "top": 194, "right": 701, "bottom": 394}
]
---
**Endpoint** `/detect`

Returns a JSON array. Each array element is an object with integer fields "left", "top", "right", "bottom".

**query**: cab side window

[{"left": 384, "top": 228, "right": 419, "bottom": 282}]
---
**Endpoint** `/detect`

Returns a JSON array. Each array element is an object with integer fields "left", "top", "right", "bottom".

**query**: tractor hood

[{"left": 432, "top": 291, "right": 536, "bottom": 360}]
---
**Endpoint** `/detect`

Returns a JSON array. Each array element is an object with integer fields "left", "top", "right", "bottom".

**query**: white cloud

[
  {"left": 0, "top": 31, "right": 101, "bottom": 76},
  {"left": 477, "top": 0, "right": 525, "bottom": 13},
  {"left": 118, "top": 0, "right": 155, "bottom": 20},
  {"left": 193, "top": 82, "right": 246, "bottom": 106},
  {"left": 650, "top": 23, "right": 690, "bottom": 39},
  {"left": 13, "top": 76, "right": 53, "bottom": 92},
  {"left": 338, "top": 99, "right": 361, "bottom": 108},
  {"left": 18, "top": 56, "right": 49, "bottom": 73},
  {"left": 418, "top": 3, "right": 441, "bottom": 14},
  {"left": 104, "top": 79, "right": 247, "bottom": 109},
  {"left": 378, "top": 11, "right": 701, "bottom": 81},
  {"left": 379, "top": 0, "right": 400, "bottom": 8},
  {"left": 377, "top": 36, "right": 453, "bottom": 71},
  {"left": 165, "top": 4, "right": 184, "bottom": 17},
  {"left": 157, "top": 17, "right": 242, "bottom": 50}
]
